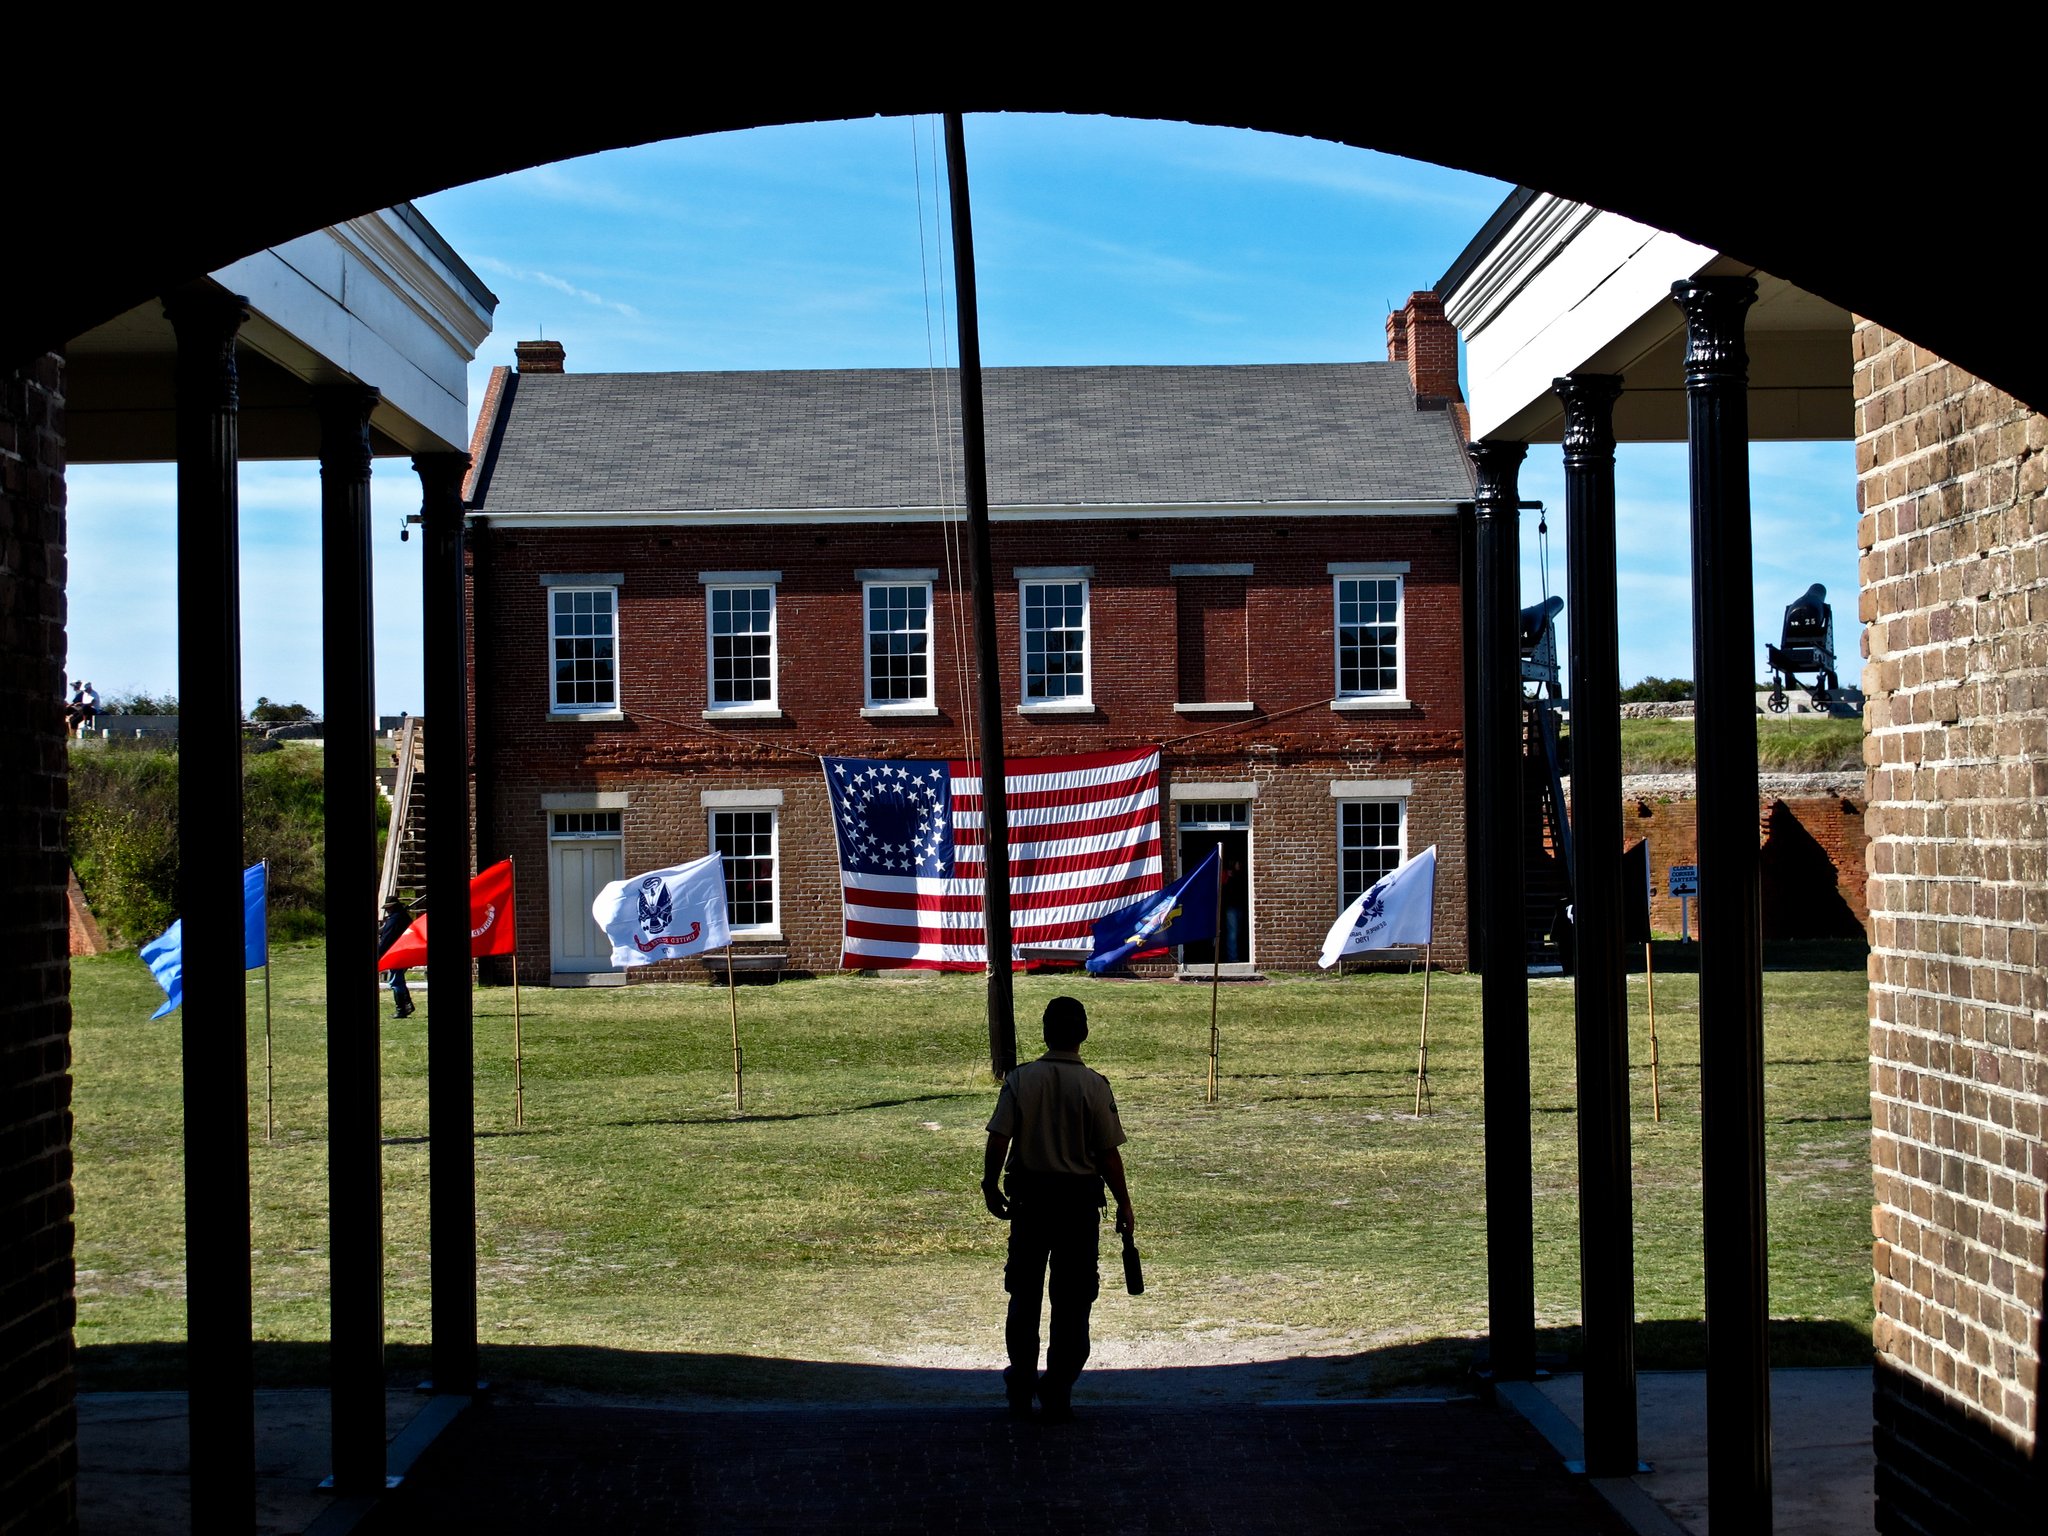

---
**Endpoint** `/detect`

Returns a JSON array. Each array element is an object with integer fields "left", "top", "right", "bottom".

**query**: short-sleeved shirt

[{"left": 986, "top": 1049, "right": 1127, "bottom": 1177}]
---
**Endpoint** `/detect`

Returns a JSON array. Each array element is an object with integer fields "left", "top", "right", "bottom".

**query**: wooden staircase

[{"left": 378, "top": 717, "right": 427, "bottom": 915}]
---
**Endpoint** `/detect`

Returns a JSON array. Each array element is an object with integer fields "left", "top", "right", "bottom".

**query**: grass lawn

[
  {"left": 70, "top": 944, "right": 1873, "bottom": 1398},
  {"left": 1617, "top": 715, "right": 1863, "bottom": 775}
]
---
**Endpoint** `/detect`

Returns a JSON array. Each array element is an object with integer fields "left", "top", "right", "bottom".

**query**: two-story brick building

[{"left": 462, "top": 296, "right": 1475, "bottom": 981}]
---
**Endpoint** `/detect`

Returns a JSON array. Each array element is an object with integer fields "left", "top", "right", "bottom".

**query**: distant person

[
  {"left": 378, "top": 897, "right": 417, "bottom": 1019},
  {"left": 982, "top": 996, "right": 1135, "bottom": 1421},
  {"left": 64, "top": 682, "right": 90, "bottom": 735}
]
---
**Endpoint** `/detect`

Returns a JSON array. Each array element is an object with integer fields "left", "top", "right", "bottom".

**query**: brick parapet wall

[
  {"left": 472, "top": 514, "right": 1468, "bottom": 977},
  {"left": 1, "top": 356, "right": 78, "bottom": 1535},
  {"left": 1856, "top": 321, "right": 2045, "bottom": 1530}
]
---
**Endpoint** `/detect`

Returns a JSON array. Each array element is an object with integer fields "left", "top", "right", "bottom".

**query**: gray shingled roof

[{"left": 469, "top": 363, "right": 1473, "bottom": 514}]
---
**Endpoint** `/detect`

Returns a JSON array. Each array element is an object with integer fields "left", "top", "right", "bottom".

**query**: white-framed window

[
  {"left": 705, "top": 578, "right": 777, "bottom": 710},
  {"left": 548, "top": 586, "right": 619, "bottom": 714},
  {"left": 1333, "top": 571, "right": 1404, "bottom": 699},
  {"left": 1019, "top": 573, "right": 1090, "bottom": 706},
  {"left": 1337, "top": 798, "right": 1407, "bottom": 910},
  {"left": 710, "top": 808, "right": 779, "bottom": 934},
  {"left": 864, "top": 578, "right": 933, "bottom": 707}
]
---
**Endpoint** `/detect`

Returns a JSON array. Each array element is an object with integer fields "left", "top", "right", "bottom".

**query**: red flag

[
  {"left": 377, "top": 860, "right": 518, "bottom": 969},
  {"left": 470, "top": 859, "right": 517, "bottom": 956}
]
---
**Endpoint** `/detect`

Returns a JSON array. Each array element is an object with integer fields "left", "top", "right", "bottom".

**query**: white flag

[
  {"left": 592, "top": 852, "right": 732, "bottom": 967},
  {"left": 1318, "top": 845, "right": 1437, "bottom": 968}
]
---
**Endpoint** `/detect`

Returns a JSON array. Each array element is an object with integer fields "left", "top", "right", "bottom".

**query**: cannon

[
  {"left": 1520, "top": 594, "right": 1563, "bottom": 690},
  {"left": 1765, "top": 583, "right": 1841, "bottom": 713}
]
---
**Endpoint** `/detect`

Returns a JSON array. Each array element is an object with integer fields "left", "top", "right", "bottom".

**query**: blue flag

[
  {"left": 141, "top": 920, "right": 185, "bottom": 1020},
  {"left": 1086, "top": 846, "right": 1220, "bottom": 973},
  {"left": 141, "top": 863, "right": 269, "bottom": 1018},
  {"left": 244, "top": 862, "right": 268, "bottom": 970}
]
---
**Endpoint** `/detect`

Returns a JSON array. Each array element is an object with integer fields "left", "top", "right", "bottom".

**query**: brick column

[
  {"left": 1857, "top": 321, "right": 2045, "bottom": 1533},
  {"left": 1, "top": 353, "right": 80, "bottom": 1536}
]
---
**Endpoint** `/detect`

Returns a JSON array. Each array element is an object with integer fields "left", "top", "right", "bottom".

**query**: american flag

[{"left": 822, "top": 747, "right": 1163, "bottom": 970}]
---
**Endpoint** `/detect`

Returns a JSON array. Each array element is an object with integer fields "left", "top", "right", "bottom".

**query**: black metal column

[
  {"left": 942, "top": 110, "right": 1017, "bottom": 1078},
  {"left": 165, "top": 283, "right": 255, "bottom": 1532},
  {"left": 1469, "top": 437, "right": 1534, "bottom": 1380},
  {"left": 417, "top": 451, "right": 478, "bottom": 1396},
  {"left": 1673, "top": 276, "right": 1771, "bottom": 1530},
  {"left": 1555, "top": 373, "right": 1638, "bottom": 1473},
  {"left": 317, "top": 384, "right": 386, "bottom": 1491}
]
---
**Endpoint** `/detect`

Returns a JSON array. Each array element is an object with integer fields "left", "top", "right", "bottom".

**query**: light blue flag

[
  {"left": 141, "top": 863, "right": 268, "bottom": 1018},
  {"left": 141, "top": 919, "right": 184, "bottom": 1020},
  {"left": 244, "top": 862, "right": 268, "bottom": 970}
]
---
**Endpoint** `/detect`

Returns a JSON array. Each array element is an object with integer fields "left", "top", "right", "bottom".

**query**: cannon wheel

[{"left": 1768, "top": 685, "right": 1790, "bottom": 714}]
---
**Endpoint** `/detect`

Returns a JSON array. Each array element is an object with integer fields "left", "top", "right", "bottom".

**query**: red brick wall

[
  {"left": 1857, "top": 322, "right": 2045, "bottom": 1532},
  {"left": 1620, "top": 790, "right": 1870, "bottom": 939},
  {"left": 64, "top": 872, "right": 105, "bottom": 958},
  {"left": 472, "top": 513, "right": 1467, "bottom": 977},
  {"left": 1, "top": 355, "right": 78, "bottom": 1535}
]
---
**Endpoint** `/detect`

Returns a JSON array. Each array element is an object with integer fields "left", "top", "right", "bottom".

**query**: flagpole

[
  {"left": 263, "top": 860, "right": 274, "bottom": 1144},
  {"left": 1207, "top": 851, "right": 1222, "bottom": 1106},
  {"left": 727, "top": 942, "right": 744, "bottom": 1115},
  {"left": 1415, "top": 943, "right": 1433, "bottom": 1116},
  {"left": 511, "top": 858, "right": 524, "bottom": 1129},
  {"left": 1645, "top": 942, "right": 1661, "bottom": 1123}
]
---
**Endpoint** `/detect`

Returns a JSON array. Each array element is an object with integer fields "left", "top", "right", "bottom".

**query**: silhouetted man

[{"left": 982, "top": 995, "right": 1135, "bottom": 1421}]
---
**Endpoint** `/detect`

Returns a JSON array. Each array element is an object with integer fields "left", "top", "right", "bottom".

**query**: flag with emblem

[
  {"left": 1318, "top": 844, "right": 1438, "bottom": 968},
  {"left": 590, "top": 852, "right": 732, "bottom": 968},
  {"left": 1086, "top": 845, "right": 1219, "bottom": 973},
  {"left": 822, "top": 747, "right": 1163, "bottom": 970}
]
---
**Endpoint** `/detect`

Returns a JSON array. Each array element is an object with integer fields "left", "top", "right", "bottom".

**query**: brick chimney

[
  {"left": 515, "top": 339, "right": 566, "bottom": 375},
  {"left": 1394, "top": 292, "right": 1459, "bottom": 410}
]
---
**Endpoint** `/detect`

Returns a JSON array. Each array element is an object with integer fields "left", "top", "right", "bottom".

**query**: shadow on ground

[{"left": 78, "top": 1319, "right": 1871, "bottom": 1403}]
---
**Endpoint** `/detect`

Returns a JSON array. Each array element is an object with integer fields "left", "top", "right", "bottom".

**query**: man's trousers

[{"left": 1004, "top": 1189, "right": 1102, "bottom": 1395}]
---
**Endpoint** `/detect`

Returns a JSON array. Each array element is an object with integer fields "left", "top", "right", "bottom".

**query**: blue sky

[{"left": 64, "top": 114, "right": 1858, "bottom": 717}]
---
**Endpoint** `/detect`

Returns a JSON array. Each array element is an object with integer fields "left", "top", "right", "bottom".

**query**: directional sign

[{"left": 1668, "top": 864, "right": 1700, "bottom": 897}]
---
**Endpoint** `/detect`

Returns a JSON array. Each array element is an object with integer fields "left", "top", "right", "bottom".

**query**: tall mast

[{"left": 943, "top": 111, "right": 1018, "bottom": 1077}]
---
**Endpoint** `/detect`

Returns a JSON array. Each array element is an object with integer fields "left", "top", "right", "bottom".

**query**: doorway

[
  {"left": 549, "top": 810, "right": 622, "bottom": 982},
  {"left": 1176, "top": 801, "right": 1251, "bottom": 968}
]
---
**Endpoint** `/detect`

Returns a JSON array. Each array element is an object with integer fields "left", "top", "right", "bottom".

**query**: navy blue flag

[{"left": 1086, "top": 845, "right": 1220, "bottom": 973}]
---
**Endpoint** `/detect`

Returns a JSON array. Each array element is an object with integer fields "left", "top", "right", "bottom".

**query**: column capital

[
  {"left": 1553, "top": 374, "right": 1622, "bottom": 463},
  {"left": 413, "top": 451, "right": 470, "bottom": 522},
  {"left": 163, "top": 285, "right": 250, "bottom": 409},
  {"left": 314, "top": 384, "right": 379, "bottom": 483},
  {"left": 1467, "top": 438, "right": 1526, "bottom": 516},
  {"left": 1671, "top": 277, "right": 1757, "bottom": 386}
]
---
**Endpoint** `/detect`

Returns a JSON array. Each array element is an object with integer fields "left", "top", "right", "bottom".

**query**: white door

[{"left": 549, "top": 823, "right": 622, "bottom": 977}]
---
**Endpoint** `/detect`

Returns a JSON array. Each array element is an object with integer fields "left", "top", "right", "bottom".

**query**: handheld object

[{"left": 1120, "top": 1226, "right": 1144, "bottom": 1296}]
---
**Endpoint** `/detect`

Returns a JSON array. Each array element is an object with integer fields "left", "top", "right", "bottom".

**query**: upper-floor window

[
  {"left": 864, "top": 579, "right": 933, "bottom": 707},
  {"left": 549, "top": 585, "right": 618, "bottom": 714},
  {"left": 1334, "top": 573, "right": 1403, "bottom": 698},
  {"left": 1019, "top": 573, "right": 1090, "bottom": 706},
  {"left": 705, "top": 578, "right": 777, "bottom": 710}
]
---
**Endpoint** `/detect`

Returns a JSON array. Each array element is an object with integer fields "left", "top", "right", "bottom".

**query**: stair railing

[{"left": 377, "top": 716, "right": 423, "bottom": 914}]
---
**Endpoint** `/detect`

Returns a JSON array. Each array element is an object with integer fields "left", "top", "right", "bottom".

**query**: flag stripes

[{"left": 824, "top": 747, "right": 1164, "bottom": 970}]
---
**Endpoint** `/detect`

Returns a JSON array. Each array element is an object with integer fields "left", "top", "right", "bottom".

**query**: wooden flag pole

[
  {"left": 1414, "top": 944, "right": 1433, "bottom": 1116},
  {"left": 727, "top": 942, "right": 745, "bottom": 1115},
  {"left": 1207, "top": 852, "right": 1222, "bottom": 1105},
  {"left": 1644, "top": 941, "right": 1662, "bottom": 1123},
  {"left": 262, "top": 862, "right": 274, "bottom": 1143},
  {"left": 513, "top": 954, "right": 525, "bottom": 1129}
]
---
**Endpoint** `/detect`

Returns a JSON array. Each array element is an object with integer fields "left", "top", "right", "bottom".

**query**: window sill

[
  {"left": 726, "top": 929, "right": 785, "bottom": 943},
  {"left": 1017, "top": 700, "right": 1096, "bottom": 716},
  {"left": 1173, "top": 701, "right": 1255, "bottom": 714},
  {"left": 860, "top": 704, "right": 940, "bottom": 719},
  {"left": 701, "top": 707, "right": 784, "bottom": 722},
  {"left": 1331, "top": 697, "right": 1414, "bottom": 713},
  {"left": 550, "top": 708, "right": 626, "bottom": 722}
]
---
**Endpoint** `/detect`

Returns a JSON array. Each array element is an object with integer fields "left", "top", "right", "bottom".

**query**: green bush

[{"left": 68, "top": 740, "right": 371, "bottom": 946}]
